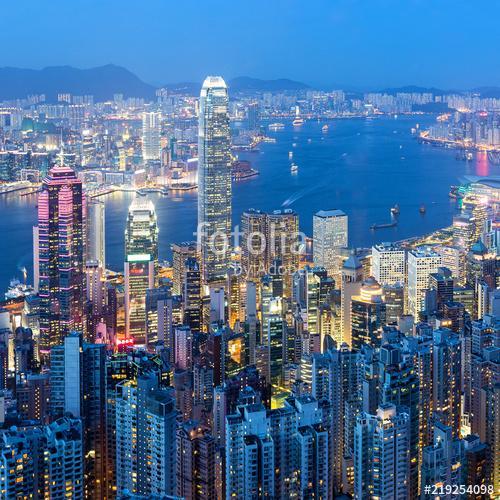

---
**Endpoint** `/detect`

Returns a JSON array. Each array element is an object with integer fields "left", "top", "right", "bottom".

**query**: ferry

[
  {"left": 370, "top": 221, "right": 397, "bottom": 230},
  {"left": 292, "top": 106, "right": 305, "bottom": 127},
  {"left": 291, "top": 163, "right": 298, "bottom": 173},
  {"left": 292, "top": 116, "right": 305, "bottom": 127},
  {"left": 268, "top": 122, "right": 285, "bottom": 131}
]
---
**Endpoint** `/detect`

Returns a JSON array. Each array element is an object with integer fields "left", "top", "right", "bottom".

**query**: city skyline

[
  {"left": 0, "top": 0, "right": 499, "bottom": 89},
  {"left": 0, "top": 16, "right": 499, "bottom": 493}
]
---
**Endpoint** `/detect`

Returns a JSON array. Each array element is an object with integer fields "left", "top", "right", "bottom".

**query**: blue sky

[{"left": 2, "top": 0, "right": 499, "bottom": 89}]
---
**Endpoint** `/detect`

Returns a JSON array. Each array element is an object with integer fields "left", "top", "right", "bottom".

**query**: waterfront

[{"left": 0, "top": 115, "right": 495, "bottom": 291}]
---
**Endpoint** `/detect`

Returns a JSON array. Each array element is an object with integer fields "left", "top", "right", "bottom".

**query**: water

[{"left": 0, "top": 115, "right": 493, "bottom": 291}]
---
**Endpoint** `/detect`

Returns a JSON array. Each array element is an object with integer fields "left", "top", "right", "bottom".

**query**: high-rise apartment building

[
  {"left": 142, "top": 111, "right": 162, "bottom": 161},
  {"left": 354, "top": 404, "right": 410, "bottom": 500}
]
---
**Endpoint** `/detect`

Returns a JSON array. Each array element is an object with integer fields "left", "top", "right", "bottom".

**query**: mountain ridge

[{"left": 0, "top": 65, "right": 498, "bottom": 99}]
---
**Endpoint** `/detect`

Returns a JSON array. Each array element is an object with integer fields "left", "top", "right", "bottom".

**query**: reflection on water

[
  {"left": 475, "top": 151, "right": 490, "bottom": 177},
  {"left": 0, "top": 115, "right": 497, "bottom": 290}
]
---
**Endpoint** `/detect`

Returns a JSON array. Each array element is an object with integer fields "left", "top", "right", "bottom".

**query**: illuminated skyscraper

[
  {"left": 266, "top": 209, "right": 300, "bottom": 298},
  {"left": 124, "top": 197, "right": 158, "bottom": 344},
  {"left": 407, "top": 248, "right": 441, "bottom": 319},
  {"left": 142, "top": 111, "right": 162, "bottom": 161},
  {"left": 86, "top": 198, "right": 105, "bottom": 268},
  {"left": 350, "top": 277, "right": 386, "bottom": 350},
  {"left": 313, "top": 209, "right": 348, "bottom": 280},
  {"left": 36, "top": 163, "right": 85, "bottom": 356},
  {"left": 241, "top": 208, "right": 300, "bottom": 297},
  {"left": 371, "top": 243, "right": 405, "bottom": 286},
  {"left": 354, "top": 404, "right": 410, "bottom": 500},
  {"left": 198, "top": 76, "right": 232, "bottom": 283}
]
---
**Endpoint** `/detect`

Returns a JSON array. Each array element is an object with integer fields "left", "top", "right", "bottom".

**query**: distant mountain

[
  {"left": 229, "top": 76, "right": 309, "bottom": 92},
  {"left": 380, "top": 84, "right": 500, "bottom": 97},
  {"left": 470, "top": 86, "right": 500, "bottom": 98},
  {"left": 160, "top": 76, "right": 310, "bottom": 96},
  {"left": 0, "top": 64, "right": 156, "bottom": 101},
  {"left": 380, "top": 85, "right": 450, "bottom": 95}
]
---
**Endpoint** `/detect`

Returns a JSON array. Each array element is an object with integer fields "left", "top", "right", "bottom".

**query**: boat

[
  {"left": 291, "top": 163, "right": 298, "bottom": 173},
  {"left": 292, "top": 143, "right": 297, "bottom": 148},
  {"left": 390, "top": 204, "right": 400, "bottom": 216},
  {"left": 456, "top": 150, "right": 474, "bottom": 161},
  {"left": 370, "top": 221, "right": 398, "bottom": 230},
  {"left": 268, "top": 122, "right": 285, "bottom": 131},
  {"left": 419, "top": 204, "right": 426, "bottom": 214},
  {"left": 307, "top": 138, "right": 312, "bottom": 143},
  {"left": 136, "top": 189, "right": 147, "bottom": 196},
  {"left": 288, "top": 151, "right": 293, "bottom": 160},
  {"left": 322, "top": 124, "right": 329, "bottom": 132},
  {"left": 292, "top": 105, "right": 305, "bottom": 127}
]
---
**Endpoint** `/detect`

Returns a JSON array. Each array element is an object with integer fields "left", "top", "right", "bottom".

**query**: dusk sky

[{"left": 2, "top": 0, "right": 499, "bottom": 89}]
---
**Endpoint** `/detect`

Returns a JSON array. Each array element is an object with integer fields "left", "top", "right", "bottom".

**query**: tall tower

[
  {"left": 36, "top": 163, "right": 85, "bottom": 356},
  {"left": 142, "top": 111, "right": 162, "bottom": 161},
  {"left": 124, "top": 197, "right": 158, "bottom": 344},
  {"left": 86, "top": 198, "right": 105, "bottom": 268},
  {"left": 198, "top": 76, "right": 232, "bottom": 284},
  {"left": 407, "top": 248, "right": 441, "bottom": 319},
  {"left": 313, "top": 209, "right": 348, "bottom": 281}
]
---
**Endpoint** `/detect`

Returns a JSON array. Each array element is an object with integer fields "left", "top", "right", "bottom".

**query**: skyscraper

[
  {"left": 36, "top": 162, "right": 86, "bottom": 356},
  {"left": 350, "top": 277, "right": 386, "bottom": 350},
  {"left": 124, "top": 197, "right": 159, "bottom": 344},
  {"left": 86, "top": 198, "right": 105, "bottom": 268},
  {"left": 142, "top": 111, "right": 162, "bottom": 161},
  {"left": 313, "top": 209, "right": 348, "bottom": 281},
  {"left": 407, "top": 248, "right": 442, "bottom": 319},
  {"left": 371, "top": 243, "right": 405, "bottom": 285},
  {"left": 198, "top": 76, "right": 232, "bottom": 284},
  {"left": 176, "top": 421, "right": 217, "bottom": 499},
  {"left": 354, "top": 404, "right": 410, "bottom": 500}
]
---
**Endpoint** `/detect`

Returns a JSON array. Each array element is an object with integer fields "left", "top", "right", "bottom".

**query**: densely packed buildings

[{"left": 0, "top": 76, "right": 498, "bottom": 499}]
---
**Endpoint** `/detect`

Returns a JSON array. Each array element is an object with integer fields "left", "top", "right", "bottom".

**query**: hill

[{"left": 0, "top": 64, "right": 156, "bottom": 101}]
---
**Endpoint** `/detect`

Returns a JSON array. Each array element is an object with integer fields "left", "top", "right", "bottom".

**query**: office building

[
  {"left": 371, "top": 242, "right": 406, "bottom": 286},
  {"left": 124, "top": 197, "right": 158, "bottom": 344},
  {"left": 407, "top": 248, "right": 442, "bottom": 319},
  {"left": 198, "top": 76, "right": 232, "bottom": 283},
  {"left": 36, "top": 163, "right": 85, "bottom": 356},
  {"left": 313, "top": 209, "right": 348, "bottom": 280}
]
